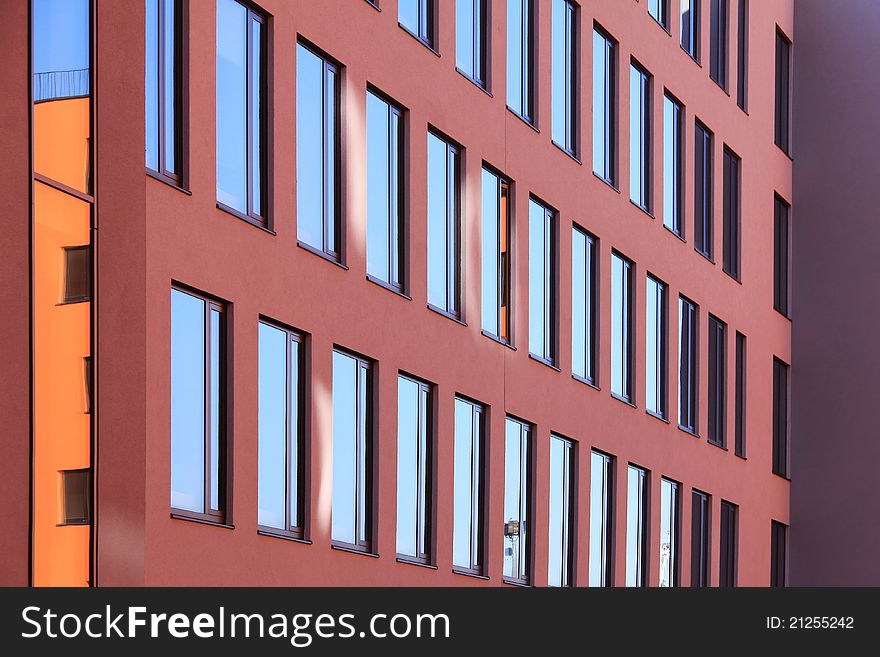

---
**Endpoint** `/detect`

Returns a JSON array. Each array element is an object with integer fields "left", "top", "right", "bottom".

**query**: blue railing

[{"left": 33, "top": 68, "right": 90, "bottom": 103}]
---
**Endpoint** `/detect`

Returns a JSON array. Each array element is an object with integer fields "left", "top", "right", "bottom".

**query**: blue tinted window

[
  {"left": 552, "top": 0, "right": 577, "bottom": 154},
  {"left": 589, "top": 451, "right": 613, "bottom": 587},
  {"left": 453, "top": 397, "right": 484, "bottom": 572},
  {"left": 592, "top": 29, "right": 615, "bottom": 182},
  {"left": 678, "top": 296, "right": 698, "bottom": 431},
  {"left": 217, "top": 0, "right": 265, "bottom": 222},
  {"left": 427, "top": 132, "right": 461, "bottom": 315},
  {"left": 400, "top": 0, "right": 433, "bottom": 45},
  {"left": 396, "top": 376, "right": 432, "bottom": 560},
  {"left": 503, "top": 417, "right": 531, "bottom": 583},
  {"left": 528, "top": 199, "right": 555, "bottom": 362},
  {"left": 663, "top": 94, "right": 683, "bottom": 234},
  {"left": 507, "top": 0, "right": 532, "bottom": 120},
  {"left": 646, "top": 275, "right": 667, "bottom": 417},
  {"left": 649, "top": 0, "right": 668, "bottom": 27},
  {"left": 626, "top": 465, "right": 648, "bottom": 586},
  {"left": 681, "top": 0, "right": 700, "bottom": 60},
  {"left": 548, "top": 435, "right": 574, "bottom": 587},
  {"left": 481, "top": 168, "right": 511, "bottom": 341},
  {"left": 572, "top": 227, "right": 595, "bottom": 382},
  {"left": 611, "top": 252, "right": 633, "bottom": 400},
  {"left": 456, "top": 0, "right": 486, "bottom": 86},
  {"left": 630, "top": 64, "right": 651, "bottom": 211},
  {"left": 146, "top": 0, "right": 180, "bottom": 177},
  {"left": 660, "top": 479, "right": 680, "bottom": 586}
]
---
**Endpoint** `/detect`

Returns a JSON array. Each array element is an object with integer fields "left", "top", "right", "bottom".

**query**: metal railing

[{"left": 33, "top": 68, "right": 90, "bottom": 103}]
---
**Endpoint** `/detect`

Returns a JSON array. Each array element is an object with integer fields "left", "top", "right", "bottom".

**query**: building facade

[{"left": 2, "top": 0, "right": 838, "bottom": 587}]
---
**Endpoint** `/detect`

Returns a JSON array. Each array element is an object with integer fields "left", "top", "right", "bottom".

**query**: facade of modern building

[{"left": 0, "top": 0, "right": 863, "bottom": 588}]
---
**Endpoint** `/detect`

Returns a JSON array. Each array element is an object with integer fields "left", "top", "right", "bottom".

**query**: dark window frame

[
  {"left": 774, "top": 27, "right": 792, "bottom": 154},
  {"left": 366, "top": 85, "right": 408, "bottom": 293},
  {"left": 646, "top": 273, "right": 668, "bottom": 419},
  {"left": 528, "top": 195, "right": 559, "bottom": 367},
  {"left": 59, "top": 468, "right": 91, "bottom": 526},
  {"left": 648, "top": 0, "right": 670, "bottom": 30},
  {"left": 395, "top": 372, "right": 437, "bottom": 566},
  {"left": 773, "top": 194, "right": 790, "bottom": 317},
  {"left": 771, "top": 520, "right": 787, "bottom": 587},
  {"left": 719, "top": 499, "right": 738, "bottom": 587},
  {"left": 146, "top": 0, "right": 189, "bottom": 189},
  {"left": 678, "top": 295, "right": 699, "bottom": 434},
  {"left": 481, "top": 163, "right": 514, "bottom": 345},
  {"left": 680, "top": 0, "right": 701, "bottom": 62},
  {"left": 626, "top": 463, "right": 650, "bottom": 587},
  {"left": 659, "top": 477, "right": 681, "bottom": 587},
  {"left": 736, "top": 0, "right": 748, "bottom": 111},
  {"left": 709, "top": 0, "right": 729, "bottom": 91},
  {"left": 707, "top": 314, "right": 727, "bottom": 447},
  {"left": 399, "top": 0, "right": 437, "bottom": 51},
  {"left": 453, "top": 395, "right": 489, "bottom": 577},
  {"left": 296, "top": 37, "right": 344, "bottom": 263},
  {"left": 456, "top": 0, "right": 490, "bottom": 90},
  {"left": 772, "top": 357, "right": 789, "bottom": 478},
  {"left": 690, "top": 489, "right": 711, "bottom": 587},
  {"left": 694, "top": 120, "right": 714, "bottom": 260},
  {"left": 170, "top": 284, "right": 231, "bottom": 526},
  {"left": 256, "top": 318, "right": 309, "bottom": 542},
  {"left": 734, "top": 331, "right": 746, "bottom": 457},
  {"left": 571, "top": 224, "right": 597, "bottom": 386},
  {"left": 552, "top": 0, "right": 580, "bottom": 157},
  {"left": 502, "top": 415, "right": 535, "bottom": 586},
  {"left": 549, "top": 434, "right": 578, "bottom": 587},
  {"left": 507, "top": 0, "right": 536, "bottom": 125},
  {"left": 61, "top": 245, "right": 91, "bottom": 304},
  {"left": 427, "top": 128, "right": 463, "bottom": 320},
  {"left": 722, "top": 146, "right": 741, "bottom": 280},
  {"left": 215, "top": 0, "right": 271, "bottom": 230},
  {"left": 630, "top": 60, "right": 653, "bottom": 213},
  {"left": 663, "top": 91, "right": 684, "bottom": 237},
  {"left": 83, "top": 356, "right": 92, "bottom": 415},
  {"left": 589, "top": 449, "right": 615, "bottom": 587},
  {"left": 330, "top": 347, "right": 378, "bottom": 554},
  {"left": 611, "top": 251, "right": 635, "bottom": 404},
  {"left": 592, "top": 25, "right": 618, "bottom": 186}
]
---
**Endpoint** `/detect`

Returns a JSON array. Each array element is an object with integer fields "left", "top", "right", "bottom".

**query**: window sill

[
  {"left": 297, "top": 240, "right": 349, "bottom": 270},
  {"left": 364, "top": 0, "right": 380, "bottom": 12},
  {"left": 646, "top": 409, "right": 669, "bottom": 424},
  {"left": 482, "top": 330, "right": 516, "bottom": 351},
  {"left": 427, "top": 304, "right": 467, "bottom": 326},
  {"left": 396, "top": 556, "right": 438, "bottom": 570},
  {"left": 677, "top": 424, "right": 700, "bottom": 439},
  {"left": 694, "top": 247, "right": 715, "bottom": 264},
  {"left": 503, "top": 578, "right": 532, "bottom": 588},
  {"left": 735, "top": 453, "right": 747, "bottom": 461},
  {"left": 611, "top": 392, "right": 637, "bottom": 409},
  {"left": 774, "top": 143, "right": 794, "bottom": 162},
  {"left": 506, "top": 107, "right": 539, "bottom": 133},
  {"left": 710, "top": 77, "right": 731, "bottom": 97},
  {"left": 398, "top": 23, "right": 440, "bottom": 56},
  {"left": 216, "top": 202, "right": 274, "bottom": 235},
  {"left": 663, "top": 223, "right": 686, "bottom": 243},
  {"left": 452, "top": 569, "right": 489, "bottom": 581},
  {"left": 551, "top": 140, "right": 581, "bottom": 164},
  {"left": 366, "top": 274, "right": 411, "bottom": 300},
  {"left": 331, "top": 543, "right": 380, "bottom": 558},
  {"left": 170, "top": 512, "right": 234, "bottom": 530},
  {"left": 572, "top": 374, "right": 600, "bottom": 391},
  {"left": 455, "top": 67, "right": 492, "bottom": 97},
  {"left": 629, "top": 198, "right": 655, "bottom": 219},
  {"left": 146, "top": 168, "right": 191, "bottom": 195},
  {"left": 773, "top": 307, "right": 792, "bottom": 322},
  {"left": 592, "top": 171, "right": 620, "bottom": 194},
  {"left": 257, "top": 528, "right": 312, "bottom": 545},
  {"left": 680, "top": 45, "right": 701, "bottom": 67},
  {"left": 528, "top": 353, "right": 560, "bottom": 372},
  {"left": 772, "top": 471, "right": 791, "bottom": 482},
  {"left": 708, "top": 439, "right": 728, "bottom": 451},
  {"left": 723, "top": 269, "right": 742, "bottom": 285}
]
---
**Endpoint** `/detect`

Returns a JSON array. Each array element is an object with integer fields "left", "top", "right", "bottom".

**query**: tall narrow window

[
  {"left": 771, "top": 520, "right": 787, "bottom": 587},
  {"left": 678, "top": 296, "right": 698, "bottom": 433},
  {"left": 366, "top": 90, "right": 405, "bottom": 290},
  {"left": 60, "top": 469, "right": 91, "bottom": 525},
  {"left": 297, "top": 42, "right": 341, "bottom": 259},
  {"left": 62, "top": 245, "right": 91, "bottom": 304},
  {"left": 146, "top": 0, "right": 184, "bottom": 184},
  {"left": 649, "top": 0, "right": 669, "bottom": 30},
  {"left": 427, "top": 132, "right": 462, "bottom": 318},
  {"left": 572, "top": 226, "right": 596, "bottom": 384},
  {"left": 691, "top": 489, "right": 710, "bottom": 587},
  {"left": 709, "top": 0, "right": 728, "bottom": 90},
  {"left": 504, "top": 417, "right": 533, "bottom": 585},
  {"left": 528, "top": 198, "right": 556, "bottom": 364},
  {"left": 258, "top": 321, "right": 304, "bottom": 538},
  {"left": 592, "top": 28, "right": 616, "bottom": 185},
  {"left": 611, "top": 252, "right": 634, "bottom": 403},
  {"left": 646, "top": 275, "right": 667, "bottom": 418},
  {"left": 773, "top": 195, "right": 790, "bottom": 316},
  {"left": 332, "top": 350, "right": 374, "bottom": 552},
  {"left": 456, "top": 0, "right": 488, "bottom": 88},
  {"left": 774, "top": 29, "right": 791, "bottom": 154},
  {"left": 630, "top": 63, "right": 652, "bottom": 212},
  {"left": 694, "top": 121, "right": 713, "bottom": 259},
  {"left": 625, "top": 465, "right": 648, "bottom": 587},
  {"left": 216, "top": 0, "right": 267, "bottom": 225},
  {"left": 399, "top": 0, "right": 434, "bottom": 48},
  {"left": 719, "top": 500, "right": 738, "bottom": 587},
  {"left": 722, "top": 147, "right": 741, "bottom": 279},
  {"left": 170, "top": 288, "right": 226, "bottom": 520},
  {"left": 453, "top": 397, "right": 486, "bottom": 575},
  {"left": 507, "top": 0, "right": 534, "bottom": 123},
  {"left": 680, "top": 0, "right": 700, "bottom": 61},
  {"left": 548, "top": 435, "right": 576, "bottom": 587},
  {"left": 736, "top": 0, "right": 748, "bottom": 110},
  {"left": 589, "top": 450, "right": 614, "bottom": 587},
  {"left": 734, "top": 332, "right": 746, "bottom": 457},
  {"left": 552, "top": 0, "right": 578, "bottom": 156},
  {"left": 481, "top": 167, "right": 512, "bottom": 343},
  {"left": 659, "top": 478, "right": 680, "bottom": 587},
  {"left": 772, "top": 357, "right": 789, "bottom": 478},
  {"left": 707, "top": 315, "right": 727, "bottom": 447},
  {"left": 397, "top": 375, "right": 433, "bottom": 564},
  {"left": 663, "top": 94, "right": 683, "bottom": 235}
]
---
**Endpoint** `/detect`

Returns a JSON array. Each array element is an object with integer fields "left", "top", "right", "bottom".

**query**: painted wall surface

[{"left": 791, "top": 0, "right": 880, "bottom": 586}]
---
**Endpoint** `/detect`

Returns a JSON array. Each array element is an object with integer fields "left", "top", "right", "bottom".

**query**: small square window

[
  {"left": 60, "top": 469, "right": 91, "bottom": 525},
  {"left": 62, "top": 246, "right": 91, "bottom": 304}
]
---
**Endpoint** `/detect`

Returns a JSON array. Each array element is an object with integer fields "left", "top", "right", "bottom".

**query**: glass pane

[
  {"left": 399, "top": 0, "right": 420, "bottom": 35},
  {"left": 630, "top": 66, "right": 644, "bottom": 206},
  {"left": 503, "top": 419, "right": 524, "bottom": 579},
  {"left": 592, "top": 31, "right": 608, "bottom": 177},
  {"left": 146, "top": 0, "right": 159, "bottom": 170},
  {"left": 332, "top": 351, "right": 358, "bottom": 544},
  {"left": 289, "top": 339, "right": 301, "bottom": 527},
  {"left": 663, "top": 96, "right": 680, "bottom": 232},
  {"left": 528, "top": 200, "right": 548, "bottom": 357},
  {"left": 216, "top": 0, "right": 248, "bottom": 212},
  {"left": 427, "top": 134, "right": 450, "bottom": 310},
  {"left": 258, "top": 323, "right": 287, "bottom": 529},
  {"left": 456, "top": 0, "right": 475, "bottom": 78},
  {"left": 506, "top": 0, "right": 524, "bottom": 114},
  {"left": 551, "top": 0, "right": 565, "bottom": 144},
  {"left": 481, "top": 169, "right": 500, "bottom": 334},
  {"left": 547, "top": 437, "right": 567, "bottom": 586},
  {"left": 660, "top": 480, "right": 677, "bottom": 586},
  {"left": 171, "top": 290, "right": 206, "bottom": 513},
  {"left": 367, "top": 92, "right": 391, "bottom": 282},
  {"left": 453, "top": 399, "right": 475, "bottom": 568},
  {"left": 589, "top": 452, "right": 607, "bottom": 586},
  {"left": 164, "top": 0, "right": 177, "bottom": 174},
  {"left": 250, "top": 17, "right": 262, "bottom": 216},
  {"left": 357, "top": 364, "right": 369, "bottom": 543},
  {"left": 326, "top": 67, "right": 337, "bottom": 251},
  {"left": 646, "top": 277, "right": 663, "bottom": 415},
  {"left": 626, "top": 466, "right": 645, "bottom": 586},
  {"left": 572, "top": 229, "right": 593, "bottom": 380},
  {"left": 209, "top": 308, "right": 221, "bottom": 511},
  {"left": 396, "top": 377, "right": 420, "bottom": 557},
  {"left": 611, "top": 254, "right": 630, "bottom": 398},
  {"left": 296, "top": 44, "right": 325, "bottom": 250},
  {"left": 390, "top": 110, "right": 402, "bottom": 286}
]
